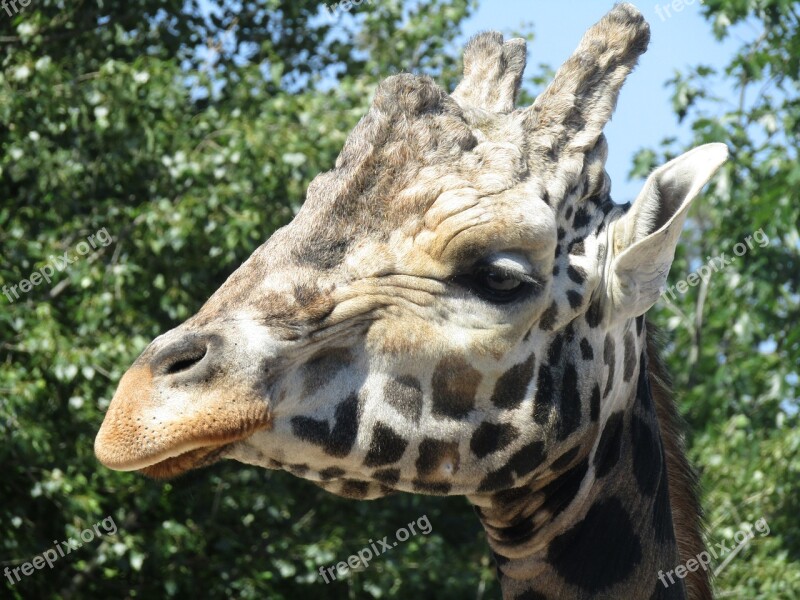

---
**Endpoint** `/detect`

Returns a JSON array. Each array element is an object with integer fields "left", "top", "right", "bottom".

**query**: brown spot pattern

[{"left": 431, "top": 356, "right": 481, "bottom": 419}]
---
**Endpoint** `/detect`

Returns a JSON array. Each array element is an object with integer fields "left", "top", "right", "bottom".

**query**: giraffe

[{"left": 95, "top": 4, "right": 728, "bottom": 598}]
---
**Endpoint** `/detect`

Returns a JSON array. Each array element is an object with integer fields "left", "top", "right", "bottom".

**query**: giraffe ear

[{"left": 608, "top": 143, "right": 729, "bottom": 319}]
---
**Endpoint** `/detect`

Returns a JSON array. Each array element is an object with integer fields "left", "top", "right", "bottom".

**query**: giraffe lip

[
  {"left": 96, "top": 415, "right": 274, "bottom": 477},
  {"left": 137, "top": 444, "right": 231, "bottom": 479},
  {"left": 126, "top": 418, "right": 275, "bottom": 478}
]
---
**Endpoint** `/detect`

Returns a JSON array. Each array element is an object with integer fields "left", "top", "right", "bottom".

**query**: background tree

[
  {"left": 1, "top": 0, "right": 798, "bottom": 598},
  {"left": 632, "top": 1, "right": 800, "bottom": 596}
]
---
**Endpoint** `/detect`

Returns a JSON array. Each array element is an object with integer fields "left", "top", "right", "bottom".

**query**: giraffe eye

[
  {"left": 478, "top": 269, "right": 522, "bottom": 293},
  {"left": 456, "top": 261, "right": 537, "bottom": 304}
]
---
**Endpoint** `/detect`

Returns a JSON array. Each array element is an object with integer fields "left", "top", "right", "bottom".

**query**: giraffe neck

[{"left": 467, "top": 345, "right": 686, "bottom": 599}]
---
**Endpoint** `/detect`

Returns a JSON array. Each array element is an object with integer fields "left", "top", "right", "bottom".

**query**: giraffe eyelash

[
  {"left": 474, "top": 264, "right": 539, "bottom": 286},
  {"left": 451, "top": 262, "right": 543, "bottom": 304}
]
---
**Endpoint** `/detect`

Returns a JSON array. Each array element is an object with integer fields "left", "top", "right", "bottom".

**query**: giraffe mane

[{"left": 647, "top": 323, "right": 712, "bottom": 600}]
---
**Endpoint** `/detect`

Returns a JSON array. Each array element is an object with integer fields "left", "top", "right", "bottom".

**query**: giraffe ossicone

[{"left": 96, "top": 4, "right": 726, "bottom": 598}]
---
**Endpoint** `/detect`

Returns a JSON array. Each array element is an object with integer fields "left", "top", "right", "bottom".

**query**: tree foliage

[
  {"left": 1, "top": 0, "right": 797, "bottom": 598},
  {"left": 632, "top": 1, "right": 800, "bottom": 596}
]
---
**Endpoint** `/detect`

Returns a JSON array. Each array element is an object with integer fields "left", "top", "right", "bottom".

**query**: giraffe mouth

[
  {"left": 96, "top": 415, "right": 274, "bottom": 478},
  {"left": 137, "top": 444, "right": 232, "bottom": 479},
  {"left": 96, "top": 415, "right": 274, "bottom": 477}
]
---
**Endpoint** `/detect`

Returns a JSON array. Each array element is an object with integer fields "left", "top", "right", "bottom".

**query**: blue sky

[{"left": 458, "top": 0, "right": 741, "bottom": 202}]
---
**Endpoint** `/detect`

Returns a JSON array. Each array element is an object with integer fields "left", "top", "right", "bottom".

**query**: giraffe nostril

[
  {"left": 163, "top": 349, "right": 207, "bottom": 375},
  {"left": 150, "top": 333, "right": 219, "bottom": 378}
]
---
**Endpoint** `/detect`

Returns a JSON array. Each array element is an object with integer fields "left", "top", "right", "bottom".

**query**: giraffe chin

[{"left": 138, "top": 444, "right": 231, "bottom": 480}]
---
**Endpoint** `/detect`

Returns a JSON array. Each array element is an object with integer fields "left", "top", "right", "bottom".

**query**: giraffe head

[{"left": 96, "top": 5, "right": 726, "bottom": 507}]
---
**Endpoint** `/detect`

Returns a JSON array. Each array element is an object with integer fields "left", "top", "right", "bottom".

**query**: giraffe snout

[{"left": 94, "top": 328, "right": 273, "bottom": 477}]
